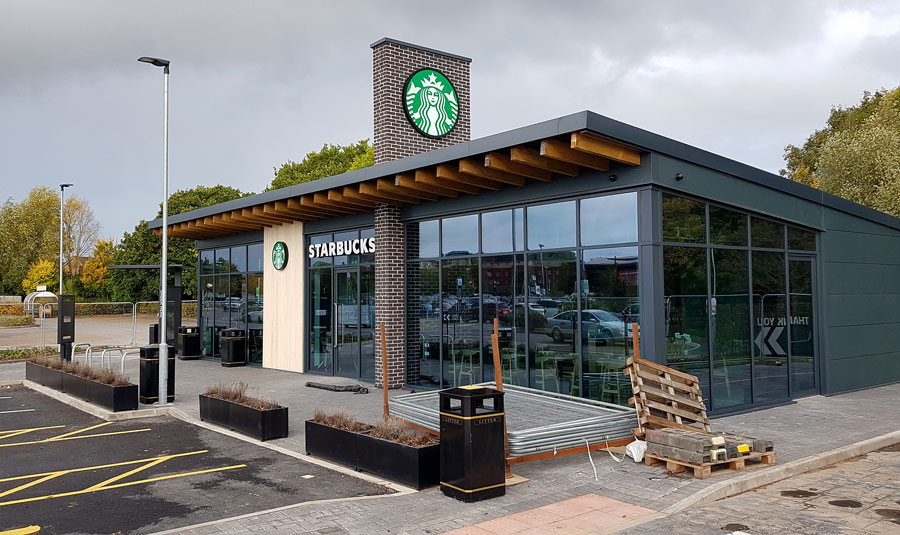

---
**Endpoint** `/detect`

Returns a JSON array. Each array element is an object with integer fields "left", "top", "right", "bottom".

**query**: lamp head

[
  {"left": 138, "top": 56, "right": 170, "bottom": 68},
  {"left": 60, "top": 183, "right": 73, "bottom": 189}
]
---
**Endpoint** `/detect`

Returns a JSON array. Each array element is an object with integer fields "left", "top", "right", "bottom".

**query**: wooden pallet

[
  {"left": 644, "top": 450, "right": 777, "bottom": 479},
  {"left": 624, "top": 356, "right": 710, "bottom": 437}
]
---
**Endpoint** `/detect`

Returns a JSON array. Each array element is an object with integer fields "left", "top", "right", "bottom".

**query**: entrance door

[
  {"left": 788, "top": 257, "right": 817, "bottom": 396},
  {"left": 335, "top": 269, "right": 360, "bottom": 378}
]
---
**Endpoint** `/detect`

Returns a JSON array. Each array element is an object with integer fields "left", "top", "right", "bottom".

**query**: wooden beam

[
  {"left": 273, "top": 200, "right": 323, "bottom": 220},
  {"left": 299, "top": 195, "right": 354, "bottom": 216},
  {"left": 436, "top": 164, "right": 502, "bottom": 191},
  {"left": 541, "top": 138, "right": 610, "bottom": 171},
  {"left": 397, "top": 173, "right": 458, "bottom": 198},
  {"left": 222, "top": 211, "right": 270, "bottom": 229},
  {"left": 509, "top": 146, "right": 579, "bottom": 177},
  {"left": 288, "top": 197, "right": 344, "bottom": 218},
  {"left": 210, "top": 214, "right": 262, "bottom": 231},
  {"left": 263, "top": 202, "right": 309, "bottom": 221},
  {"left": 328, "top": 189, "right": 376, "bottom": 209},
  {"left": 570, "top": 132, "right": 641, "bottom": 165},
  {"left": 359, "top": 181, "right": 421, "bottom": 204},
  {"left": 416, "top": 168, "right": 479, "bottom": 195},
  {"left": 459, "top": 158, "right": 526, "bottom": 186},
  {"left": 234, "top": 207, "right": 281, "bottom": 226},
  {"left": 377, "top": 178, "right": 439, "bottom": 202},
  {"left": 251, "top": 205, "right": 290, "bottom": 224},
  {"left": 485, "top": 152, "right": 552, "bottom": 182},
  {"left": 314, "top": 192, "right": 364, "bottom": 213},
  {"left": 182, "top": 221, "right": 220, "bottom": 238},
  {"left": 344, "top": 185, "right": 404, "bottom": 206}
]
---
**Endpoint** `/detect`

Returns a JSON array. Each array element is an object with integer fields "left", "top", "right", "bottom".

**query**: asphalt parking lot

[{"left": 0, "top": 384, "right": 392, "bottom": 535}]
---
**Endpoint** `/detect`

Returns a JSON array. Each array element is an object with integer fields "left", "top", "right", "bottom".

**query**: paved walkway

[{"left": 1, "top": 359, "right": 898, "bottom": 534}]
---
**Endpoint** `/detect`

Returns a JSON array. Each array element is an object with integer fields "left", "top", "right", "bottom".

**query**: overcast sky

[{"left": 2, "top": 1, "right": 899, "bottom": 240}]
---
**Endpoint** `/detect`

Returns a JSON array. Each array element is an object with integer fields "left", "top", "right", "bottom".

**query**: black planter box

[
  {"left": 356, "top": 433, "right": 440, "bottom": 490},
  {"left": 304, "top": 420, "right": 440, "bottom": 490},
  {"left": 305, "top": 420, "right": 360, "bottom": 468},
  {"left": 25, "top": 361, "right": 138, "bottom": 412},
  {"left": 199, "top": 394, "right": 288, "bottom": 441}
]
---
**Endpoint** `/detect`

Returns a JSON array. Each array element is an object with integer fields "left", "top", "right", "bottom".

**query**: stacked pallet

[
  {"left": 644, "top": 428, "right": 776, "bottom": 478},
  {"left": 624, "top": 356, "right": 710, "bottom": 437}
]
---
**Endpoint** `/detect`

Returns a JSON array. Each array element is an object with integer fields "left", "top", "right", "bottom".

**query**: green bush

[{"left": 0, "top": 315, "right": 34, "bottom": 327}]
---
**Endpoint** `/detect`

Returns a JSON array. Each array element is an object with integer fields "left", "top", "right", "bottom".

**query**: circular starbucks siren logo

[
  {"left": 404, "top": 68, "right": 459, "bottom": 138},
  {"left": 272, "top": 241, "right": 288, "bottom": 270}
]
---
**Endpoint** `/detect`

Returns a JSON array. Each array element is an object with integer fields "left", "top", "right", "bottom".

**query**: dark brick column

[
  {"left": 372, "top": 38, "right": 471, "bottom": 164},
  {"left": 375, "top": 204, "right": 406, "bottom": 388}
]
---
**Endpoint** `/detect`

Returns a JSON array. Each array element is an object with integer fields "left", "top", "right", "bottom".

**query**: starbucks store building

[{"left": 150, "top": 38, "right": 900, "bottom": 414}]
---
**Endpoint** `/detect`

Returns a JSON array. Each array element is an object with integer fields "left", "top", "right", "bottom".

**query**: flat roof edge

[{"left": 370, "top": 37, "right": 472, "bottom": 63}]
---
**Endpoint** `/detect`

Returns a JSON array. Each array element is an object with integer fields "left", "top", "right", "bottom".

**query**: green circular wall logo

[
  {"left": 272, "top": 241, "right": 288, "bottom": 270},
  {"left": 404, "top": 68, "right": 459, "bottom": 138}
]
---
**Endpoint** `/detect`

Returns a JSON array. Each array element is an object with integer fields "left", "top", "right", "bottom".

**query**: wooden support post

[
  {"left": 492, "top": 318, "right": 512, "bottom": 476},
  {"left": 631, "top": 322, "right": 640, "bottom": 358},
  {"left": 381, "top": 323, "right": 389, "bottom": 421}
]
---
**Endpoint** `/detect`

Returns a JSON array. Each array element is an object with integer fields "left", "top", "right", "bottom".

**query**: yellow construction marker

[{"left": 0, "top": 526, "right": 40, "bottom": 535}]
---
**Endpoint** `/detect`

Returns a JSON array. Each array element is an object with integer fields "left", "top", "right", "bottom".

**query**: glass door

[
  {"left": 309, "top": 268, "right": 333, "bottom": 373},
  {"left": 335, "top": 269, "right": 360, "bottom": 378},
  {"left": 788, "top": 257, "right": 817, "bottom": 396}
]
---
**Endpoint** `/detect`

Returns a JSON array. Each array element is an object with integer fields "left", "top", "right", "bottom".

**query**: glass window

[
  {"left": 709, "top": 249, "right": 751, "bottom": 410},
  {"left": 200, "top": 250, "right": 214, "bottom": 276},
  {"left": 580, "top": 192, "right": 638, "bottom": 246},
  {"left": 442, "top": 214, "right": 478, "bottom": 256},
  {"left": 415, "top": 220, "right": 439, "bottom": 259},
  {"left": 481, "top": 210, "right": 513, "bottom": 254},
  {"left": 230, "top": 246, "right": 247, "bottom": 273},
  {"left": 333, "top": 230, "right": 359, "bottom": 266},
  {"left": 441, "top": 258, "right": 480, "bottom": 387},
  {"left": 360, "top": 228, "right": 375, "bottom": 264},
  {"left": 359, "top": 265, "right": 376, "bottom": 380},
  {"left": 751, "top": 251, "right": 788, "bottom": 403},
  {"left": 527, "top": 250, "right": 578, "bottom": 396},
  {"left": 309, "top": 268, "right": 332, "bottom": 373},
  {"left": 527, "top": 201, "right": 576, "bottom": 250},
  {"left": 215, "top": 248, "right": 230, "bottom": 273},
  {"left": 663, "top": 246, "right": 710, "bottom": 405},
  {"left": 248, "top": 243, "right": 264, "bottom": 272},
  {"left": 247, "top": 273, "right": 263, "bottom": 364},
  {"left": 751, "top": 218, "right": 784, "bottom": 249},
  {"left": 200, "top": 276, "right": 216, "bottom": 356},
  {"left": 406, "top": 260, "right": 441, "bottom": 386},
  {"left": 789, "top": 259, "right": 815, "bottom": 393},
  {"left": 310, "top": 233, "right": 333, "bottom": 267},
  {"left": 788, "top": 227, "right": 816, "bottom": 251},
  {"left": 710, "top": 206, "right": 748, "bottom": 246},
  {"left": 663, "top": 195, "right": 706, "bottom": 243},
  {"left": 513, "top": 208, "right": 524, "bottom": 251}
]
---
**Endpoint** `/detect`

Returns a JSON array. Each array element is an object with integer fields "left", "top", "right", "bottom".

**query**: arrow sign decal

[{"left": 755, "top": 326, "right": 786, "bottom": 356}]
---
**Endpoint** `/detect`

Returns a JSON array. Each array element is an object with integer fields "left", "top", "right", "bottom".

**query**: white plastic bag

[{"left": 625, "top": 439, "right": 647, "bottom": 463}]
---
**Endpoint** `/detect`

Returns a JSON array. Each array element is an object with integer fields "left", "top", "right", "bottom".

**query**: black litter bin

[
  {"left": 139, "top": 344, "right": 175, "bottom": 404},
  {"left": 221, "top": 329, "right": 246, "bottom": 367},
  {"left": 177, "top": 326, "right": 201, "bottom": 360},
  {"left": 439, "top": 385, "right": 506, "bottom": 502}
]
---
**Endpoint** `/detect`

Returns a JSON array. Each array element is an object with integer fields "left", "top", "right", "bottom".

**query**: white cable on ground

[
  {"left": 585, "top": 438, "right": 599, "bottom": 481},
  {"left": 606, "top": 435, "right": 626, "bottom": 463}
]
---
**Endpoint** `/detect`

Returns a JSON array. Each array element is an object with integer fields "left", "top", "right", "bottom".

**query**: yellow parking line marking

[
  {"left": 0, "top": 426, "right": 65, "bottom": 441},
  {"left": 0, "top": 464, "right": 246, "bottom": 507},
  {"left": 46, "top": 422, "right": 111, "bottom": 441},
  {"left": 0, "top": 473, "right": 65, "bottom": 499},
  {"left": 0, "top": 450, "right": 208, "bottom": 484},
  {"left": 0, "top": 526, "right": 40, "bottom": 535},
  {"left": 84, "top": 456, "right": 169, "bottom": 490}
]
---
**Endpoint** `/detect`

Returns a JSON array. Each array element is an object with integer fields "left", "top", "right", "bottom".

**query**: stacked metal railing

[{"left": 389, "top": 382, "right": 637, "bottom": 457}]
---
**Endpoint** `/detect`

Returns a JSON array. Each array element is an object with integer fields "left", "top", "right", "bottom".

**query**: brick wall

[
  {"left": 372, "top": 38, "right": 471, "bottom": 164},
  {"left": 374, "top": 204, "right": 406, "bottom": 388}
]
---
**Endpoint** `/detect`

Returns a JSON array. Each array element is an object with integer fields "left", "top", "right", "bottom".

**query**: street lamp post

[
  {"left": 139, "top": 56, "right": 171, "bottom": 405},
  {"left": 59, "top": 183, "right": 73, "bottom": 294}
]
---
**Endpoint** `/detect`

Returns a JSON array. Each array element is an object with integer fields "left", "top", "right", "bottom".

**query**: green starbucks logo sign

[
  {"left": 272, "top": 241, "right": 288, "bottom": 270},
  {"left": 404, "top": 68, "right": 459, "bottom": 138}
]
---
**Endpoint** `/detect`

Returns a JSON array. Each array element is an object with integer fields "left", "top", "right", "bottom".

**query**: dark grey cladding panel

[
  {"left": 303, "top": 212, "right": 375, "bottom": 235},
  {"left": 195, "top": 230, "right": 264, "bottom": 249},
  {"left": 822, "top": 190, "right": 900, "bottom": 231}
]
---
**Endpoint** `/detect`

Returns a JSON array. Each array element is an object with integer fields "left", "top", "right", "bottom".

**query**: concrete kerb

[{"left": 19, "top": 380, "right": 417, "bottom": 496}]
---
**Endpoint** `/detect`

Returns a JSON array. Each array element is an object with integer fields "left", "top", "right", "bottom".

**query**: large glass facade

[
  {"left": 198, "top": 243, "right": 264, "bottom": 364},
  {"left": 662, "top": 193, "right": 818, "bottom": 410},
  {"left": 407, "top": 192, "right": 639, "bottom": 405},
  {"left": 307, "top": 228, "right": 376, "bottom": 381}
]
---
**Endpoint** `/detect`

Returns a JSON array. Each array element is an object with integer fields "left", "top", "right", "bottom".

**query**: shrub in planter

[
  {"left": 305, "top": 411, "right": 440, "bottom": 489},
  {"left": 26, "top": 356, "right": 138, "bottom": 412},
  {"left": 200, "top": 382, "right": 288, "bottom": 441}
]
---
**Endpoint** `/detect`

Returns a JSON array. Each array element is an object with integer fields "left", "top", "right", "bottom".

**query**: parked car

[{"left": 545, "top": 309, "right": 628, "bottom": 343}]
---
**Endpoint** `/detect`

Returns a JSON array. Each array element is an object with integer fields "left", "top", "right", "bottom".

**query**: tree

[
  {"left": 22, "top": 259, "right": 57, "bottom": 294},
  {"left": 63, "top": 196, "right": 100, "bottom": 278},
  {"left": 108, "top": 185, "right": 250, "bottom": 302},
  {"left": 782, "top": 87, "right": 900, "bottom": 214},
  {"left": 79, "top": 239, "right": 115, "bottom": 298},
  {"left": 0, "top": 187, "right": 59, "bottom": 296},
  {"left": 267, "top": 139, "right": 374, "bottom": 191}
]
